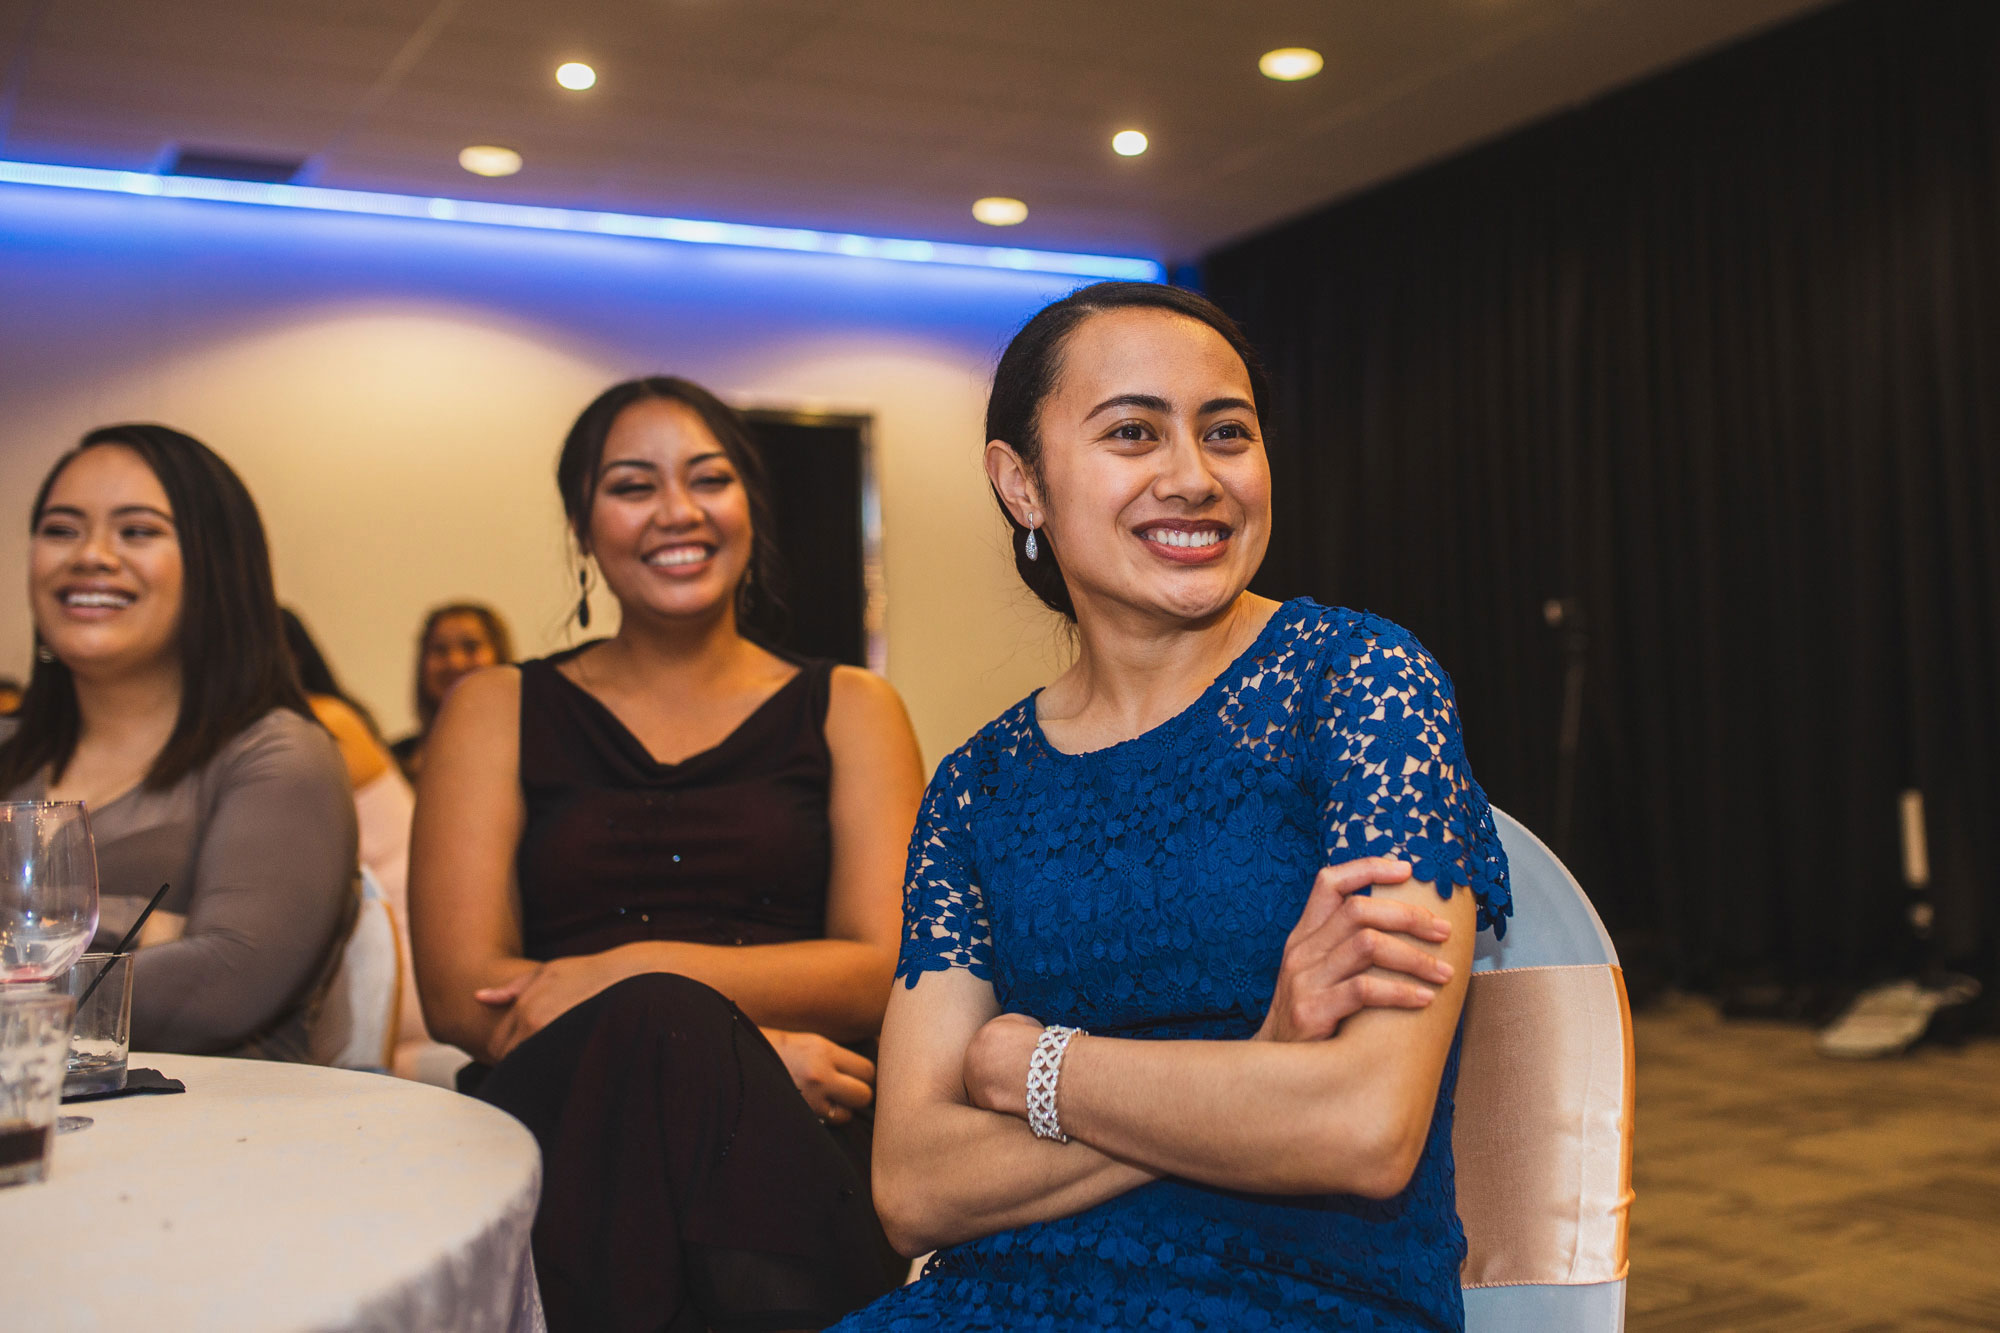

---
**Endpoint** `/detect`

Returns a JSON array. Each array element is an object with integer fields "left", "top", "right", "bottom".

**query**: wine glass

[{"left": 0, "top": 801, "right": 101, "bottom": 984}]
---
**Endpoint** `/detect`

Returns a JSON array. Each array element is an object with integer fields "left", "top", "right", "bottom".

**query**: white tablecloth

[{"left": 0, "top": 1053, "right": 544, "bottom": 1332}]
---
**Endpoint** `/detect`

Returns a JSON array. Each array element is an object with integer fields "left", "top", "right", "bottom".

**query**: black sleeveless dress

[
  {"left": 514, "top": 645, "right": 838, "bottom": 959},
  {"left": 470, "top": 648, "right": 903, "bottom": 1332}
]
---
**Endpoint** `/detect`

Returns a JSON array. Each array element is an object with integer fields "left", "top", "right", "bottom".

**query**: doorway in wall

[{"left": 741, "top": 409, "right": 884, "bottom": 673}]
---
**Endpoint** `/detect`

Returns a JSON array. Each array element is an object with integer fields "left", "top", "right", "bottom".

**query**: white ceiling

[{"left": 0, "top": 0, "right": 1835, "bottom": 261}]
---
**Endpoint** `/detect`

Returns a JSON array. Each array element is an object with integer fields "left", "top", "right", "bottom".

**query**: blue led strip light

[{"left": 0, "top": 159, "right": 1163, "bottom": 282}]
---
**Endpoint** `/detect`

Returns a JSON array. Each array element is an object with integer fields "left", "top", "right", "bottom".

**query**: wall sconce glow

[
  {"left": 1259, "top": 47, "right": 1324, "bottom": 81},
  {"left": 972, "top": 196, "right": 1028, "bottom": 227},
  {"left": 458, "top": 145, "right": 523, "bottom": 177},
  {"left": 1111, "top": 130, "right": 1149, "bottom": 157},
  {"left": 0, "top": 159, "right": 1163, "bottom": 280},
  {"left": 555, "top": 62, "right": 597, "bottom": 91}
]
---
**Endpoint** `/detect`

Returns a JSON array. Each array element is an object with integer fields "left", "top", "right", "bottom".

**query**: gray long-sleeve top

[{"left": 3, "top": 708, "right": 357, "bottom": 1059}]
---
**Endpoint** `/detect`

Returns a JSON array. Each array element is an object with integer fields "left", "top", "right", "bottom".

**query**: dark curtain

[
  {"left": 1202, "top": 0, "right": 2000, "bottom": 1002},
  {"left": 746, "top": 416, "right": 869, "bottom": 668}
]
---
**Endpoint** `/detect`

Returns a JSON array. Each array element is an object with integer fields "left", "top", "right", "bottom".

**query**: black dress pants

[{"left": 469, "top": 973, "right": 903, "bottom": 1332}]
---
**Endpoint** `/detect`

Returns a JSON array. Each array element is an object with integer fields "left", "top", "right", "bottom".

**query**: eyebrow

[
  {"left": 600, "top": 451, "right": 731, "bottom": 475},
  {"left": 1086, "top": 393, "right": 1171, "bottom": 419},
  {"left": 37, "top": 503, "right": 175, "bottom": 524},
  {"left": 1084, "top": 393, "right": 1258, "bottom": 420},
  {"left": 1199, "top": 396, "right": 1257, "bottom": 416}
]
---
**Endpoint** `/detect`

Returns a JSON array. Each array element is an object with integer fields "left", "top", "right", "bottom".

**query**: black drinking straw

[{"left": 73, "top": 882, "right": 169, "bottom": 1010}]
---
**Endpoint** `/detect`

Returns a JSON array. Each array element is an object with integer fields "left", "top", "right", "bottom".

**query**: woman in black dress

[{"left": 409, "top": 377, "right": 925, "bottom": 1331}]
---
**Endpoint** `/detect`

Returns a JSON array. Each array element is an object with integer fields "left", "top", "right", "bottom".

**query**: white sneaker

[{"left": 1816, "top": 976, "right": 1982, "bottom": 1059}]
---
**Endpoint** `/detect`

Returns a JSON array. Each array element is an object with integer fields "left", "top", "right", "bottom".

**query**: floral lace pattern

[{"left": 842, "top": 601, "right": 1511, "bottom": 1332}]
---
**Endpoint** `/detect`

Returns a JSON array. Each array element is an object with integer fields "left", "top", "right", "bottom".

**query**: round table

[{"left": 0, "top": 1053, "right": 544, "bottom": 1332}]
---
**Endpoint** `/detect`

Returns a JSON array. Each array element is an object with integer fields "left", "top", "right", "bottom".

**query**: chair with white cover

[
  {"left": 309, "top": 868, "right": 404, "bottom": 1072},
  {"left": 1456, "top": 808, "right": 1635, "bottom": 1332}
]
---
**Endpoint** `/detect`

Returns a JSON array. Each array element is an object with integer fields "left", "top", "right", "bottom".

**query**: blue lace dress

[{"left": 836, "top": 600, "right": 1512, "bottom": 1332}]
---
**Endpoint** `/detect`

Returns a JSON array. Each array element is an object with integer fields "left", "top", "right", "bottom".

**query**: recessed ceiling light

[
  {"left": 556, "top": 62, "right": 596, "bottom": 91},
  {"left": 1111, "top": 129, "right": 1149, "bottom": 157},
  {"left": 972, "top": 196, "right": 1028, "bottom": 226},
  {"left": 458, "top": 145, "right": 523, "bottom": 177},
  {"left": 1259, "top": 47, "right": 1324, "bottom": 81}
]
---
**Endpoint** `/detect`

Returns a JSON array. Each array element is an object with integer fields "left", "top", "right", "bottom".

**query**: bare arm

[
  {"left": 966, "top": 880, "right": 1477, "bottom": 1199},
  {"left": 871, "top": 966, "right": 1157, "bottom": 1257},
  {"left": 406, "top": 666, "right": 536, "bottom": 1063}
]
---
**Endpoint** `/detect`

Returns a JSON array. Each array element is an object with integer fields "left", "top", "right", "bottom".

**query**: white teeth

[
  {"left": 646, "top": 547, "right": 708, "bottom": 567},
  {"left": 1145, "top": 529, "right": 1222, "bottom": 549},
  {"left": 63, "top": 591, "right": 132, "bottom": 607}
]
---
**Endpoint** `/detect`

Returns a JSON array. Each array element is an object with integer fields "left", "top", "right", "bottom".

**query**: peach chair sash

[
  {"left": 1456, "top": 965, "right": 1635, "bottom": 1285},
  {"left": 1455, "top": 809, "right": 1635, "bottom": 1332}
]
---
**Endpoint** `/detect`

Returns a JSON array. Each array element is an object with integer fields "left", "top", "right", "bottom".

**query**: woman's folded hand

[
  {"left": 959, "top": 1012, "right": 1045, "bottom": 1120},
  {"left": 764, "top": 1027, "right": 876, "bottom": 1124},
  {"left": 1256, "top": 857, "right": 1455, "bottom": 1043},
  {"left": 475, "top": 954, "right": 624, "bottom": 1060}
]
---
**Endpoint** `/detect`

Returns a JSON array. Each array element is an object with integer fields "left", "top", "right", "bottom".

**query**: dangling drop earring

[
  {"left": 576, "top": 566, "right": 592, "bottom": 629},
  {"left": 1024, "top": 513, "right": 1041, "bottom": 562}
]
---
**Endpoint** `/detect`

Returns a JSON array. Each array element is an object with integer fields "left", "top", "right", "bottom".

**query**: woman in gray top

[{"left": 0, "top": 424, "right": 356, "bottom": 1060}]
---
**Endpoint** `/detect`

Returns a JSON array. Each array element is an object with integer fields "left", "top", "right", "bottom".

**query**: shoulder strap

[{"left": 803, "top": 657, "right": 838, "bottom": 730}]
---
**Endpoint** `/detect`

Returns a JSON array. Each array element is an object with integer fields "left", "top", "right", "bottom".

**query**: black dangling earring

[{"left": 576, "top": 567, "right": 592, "bottom": 629}]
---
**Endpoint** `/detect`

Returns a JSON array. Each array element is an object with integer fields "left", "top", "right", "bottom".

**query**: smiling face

[
  {"left": 582, "top": 396, "right": 755, "bottom": 628},
  {"left": 420, "top": 612, "right": 502, "bottom": 710},
  {"left": 29, "top": 444, "right": 185, "bottom": 680},
  {"left": 990, "top": 306, "right": 1272, "bottom": 626}
]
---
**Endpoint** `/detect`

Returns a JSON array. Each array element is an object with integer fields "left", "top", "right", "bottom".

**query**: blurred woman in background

[
  {"left": 389, "top": 602, "right": 512, "bottom": 778},
  {"left": 0, "top": 424, "right": 355, "bottom": 1060},
  {"left": 412, "top": 376, "right": 922, "bottom": 1331},
  {"left": 282, "top": 608, "right": 397, "bottom": 795},
  {"left": 281, "top": 607, "right": 445, "bottom": 1078}
]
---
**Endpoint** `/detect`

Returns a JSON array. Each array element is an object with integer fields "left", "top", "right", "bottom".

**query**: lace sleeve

[
  {"left": 894, "top": 748, "right": 995, "bottom": 986},
  {"left": 1318, "top": 621, "right": 1512, "bottom": 935}
]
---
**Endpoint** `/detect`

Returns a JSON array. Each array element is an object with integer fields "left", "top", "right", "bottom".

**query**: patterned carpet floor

[{"left": 1628, "top": 996, "right": 2000, "bottom": 1331}]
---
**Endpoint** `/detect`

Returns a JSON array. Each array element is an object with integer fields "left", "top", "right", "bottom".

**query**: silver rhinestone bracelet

[{"left": 1026, "top": 1024, "right": 1084, "bottom": 1142}]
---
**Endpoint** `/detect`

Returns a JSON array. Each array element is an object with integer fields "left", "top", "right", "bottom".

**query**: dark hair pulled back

[
  {"left": 985, "top": 281, "right": 1271, "bottom": 620},
  {"left": 556, "top": 377, "right": 787, "bottom": 645}
]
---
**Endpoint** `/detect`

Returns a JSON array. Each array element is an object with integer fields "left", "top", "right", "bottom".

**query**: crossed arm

[{"left": 870, "top": 860, "right": 1477, "bottom": 1257}]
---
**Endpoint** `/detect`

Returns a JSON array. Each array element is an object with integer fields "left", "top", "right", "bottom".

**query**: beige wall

[{"left": 0, "top": 185, "right": 1079, "bottom": 763}]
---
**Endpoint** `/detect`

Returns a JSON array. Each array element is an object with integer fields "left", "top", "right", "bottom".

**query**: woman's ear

[{"left": 984, "top": 440, "right": 1042, "bottom": 528}]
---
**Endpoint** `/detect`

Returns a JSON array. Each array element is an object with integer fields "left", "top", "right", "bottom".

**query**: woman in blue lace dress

[{"left": 837, "top": 283, "right": 1512, "bottom": 1332}]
